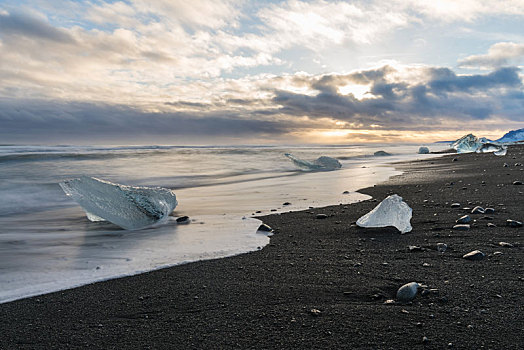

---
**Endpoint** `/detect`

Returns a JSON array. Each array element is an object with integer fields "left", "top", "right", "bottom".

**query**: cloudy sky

[{"left": 0, "top": 0, "right": 523, "bottom": 144}]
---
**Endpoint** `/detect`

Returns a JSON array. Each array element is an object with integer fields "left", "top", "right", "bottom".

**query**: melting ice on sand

[
  {"left": 452, "top": 134, "right": 507, "bottom": 155},
  {"left": 356, "top": 194, "right": 413, "bottom": 233},
  {"left": 285, "top": 153, "right": 342, "bottom": 170},
  {"left": 60, "top": 176, "right": 178, "bottom": 230}
]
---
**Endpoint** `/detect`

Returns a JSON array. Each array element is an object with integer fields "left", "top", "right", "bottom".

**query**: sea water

[{"left": 0, "top": 143, "right": 448, "bottom": 303}]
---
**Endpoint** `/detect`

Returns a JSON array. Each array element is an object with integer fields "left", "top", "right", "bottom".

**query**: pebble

[
  {"left": 450, "top": 203, "right": 461, "bottom": 208},
  {"left": 310, "top": 308, "right": 322, "bottom": 317},
  {"left": 422, "top": 336, "right": 429, "bottom": 344},
  {"left": 453, "top": 224, "right": 470, "bottom": 230},
  {"left": 316, "top": 214, "right": 328, "bottom": 219},
  {"left": 396, "top": 282, "right": 419, "bottom": 303},
  {"left": 456, "top": 215, "right": 471, "bottom": 224},
  {"left": 176, "top": 216, "right": 190, "bottom": 224},
  {"left": 487, "top": 223, "right": 496, "bottom": 227},
  {"left": 471, "top": 206, "right": 485, "bottom": 214},
  {"left": 282, "top": 202, "right": 291, "bottom": 206},
  {"left": 513, "top": 181, "right": 523, "bottom": 185},
  {"left": 484, "top": 208, "right": 495, "bottom": 214},
  {"left": 506, "top": 219, "right": 523, "bottom": 227},
  {"left": 408, "top": 245, "right": 423, "bottom": 251},
  {"left": 437, "top": 243, "right": 447, "bottom": 252},
  {"left": 498, "top": 242, "right": 514, "bottom": 248},
  {"left": 462, "top": 250, "right": 485, "bottom": 261},
  {"left": 342, "top": 190, "right": 350, "bottom": 194},
  {"left": 257, "top": 223, "right": 273, "bottom": 232}
]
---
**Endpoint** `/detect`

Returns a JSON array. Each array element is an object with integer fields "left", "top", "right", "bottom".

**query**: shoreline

[{"left": 1, "top": 146, "right": 522, "bottom": 349}]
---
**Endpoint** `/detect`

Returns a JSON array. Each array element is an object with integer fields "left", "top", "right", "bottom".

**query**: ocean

[{"left": 0, "top": 143, "right": 448, "bottom": 303}]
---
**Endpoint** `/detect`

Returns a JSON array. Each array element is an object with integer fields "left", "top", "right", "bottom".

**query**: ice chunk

[
  {"left": 374, "top": 150, "right": 391, "bottom": 156},
  {"left": 60, "top": 176, "right": 178, "bottom": 230},
  {"left": 418, "top": 146, "right": 429, "bottom": 154},
  {"left": 452, "top": 134, "right": 481, "bottom": 153},
  {"left": 356, "top": 194, "right": 413, "bottom": 233},
  {"left": 285, "top": 153, "right": 341, "bottom": 170},
  {"left": 476, "top": 143, "right": 507, "bottom": 156}
]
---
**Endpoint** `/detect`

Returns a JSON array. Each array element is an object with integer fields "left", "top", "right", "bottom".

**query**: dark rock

[
  {"left": 282, "top": 202, "right": 291, "bottom": 206},
  {"left": 374, "top": 151, "right": 391, "bottom": 156},
  {"left": 316, "top": 214, "right": 328, "bottom": 219},
  {"left": 437, "top": 243, "right": 447, "bottom": 252},
  {"left": 498, "top": 242, "right": 514, "bottom": 248},
  {"left": 342, "top": 190, "right": 350, "bottom": 194},
  {"left": 456, "top": 215, "right": 471, "bottom": 224},
  {"left": 512, "top": 181, "right": 522, "bottom": 185},
  {"left": 462, "top": 250, "right": 485, "bottom": 261},
  {"left": 257, "top": 223, "right": 273, "bottom": 232},
  {"left": 471, "top": 206, "right": 485, "bottom": 214},
  {"left": 176, "top": 216, "right": 190, "bottom": 224},
  {"left": 484, "top": 207, "right": 495, "bottom": 214},
  {"left": 506, "top": 219, "right": 523, "bottom": 227},
  {"left": 450, "top": 203, "right": 461, "bottom": 208},
  {"left": 396, "top": 282, "right": 419, "bottom": 303}
]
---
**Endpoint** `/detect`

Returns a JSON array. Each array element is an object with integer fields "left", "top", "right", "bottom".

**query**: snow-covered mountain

[{"left": 496, "top": 128, "right": 524, "bottom": 143}]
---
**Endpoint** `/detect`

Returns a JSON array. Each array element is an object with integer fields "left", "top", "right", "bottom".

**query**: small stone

[
  {"left": 310, "top": 308, "right": 322, "bottom": 316},
  {"left": 492, "top": 251, "right": 503, "bottom": 256},
  {"left": 282, "top": 202, "right": 291, "bottom": 206},
  {"left": 498, "top": 241, "right": 514, "bottom": 248},
  {"left": 503, "top": 163, "right": 509, "bottom": 167},
  {"left": 513, "top": 181, "right": 523, "bottom": 185},
  {"left": 484, "top": 208, "right": 495, "bottom": 214},
  {"left": 487, "top": 223, "right": 496, "bottom": 228},
  {"left": 471, "top": 206, "right": 485, "bottom": 214},
  {"left": 422, "top": 336, "right": 429, "bottom": 344},
  {"left": 421, "top": 289, "right": 430, "bottom": 296},
  {"left": 450, "top": 203, "right": 461, "bottom": 208},
  {"left": 408, "top": 245, "right": 423, "bottom": 251},
  {"left": 316, "top": 214, "right": 328, "bottom": 219},
  {"left": 396, "top": 282, "right": 419, "bottom": 303},
  {"left": 506, "top": 219, "right": 523, "bottom": 227},
  {"left": 452, "top": 158, "right": 458, "bottom": 162},
  {"left": 176, "top": 216, "right": 190, "bottom": 224},
  {"left": 453, "top": 224, "right": 470, "bottom": 230},
  {"left": 456, "top": 215, "right": 471, "bottom": 224},
  {"left": 257, "top": 223, "right": 273, "bottom": 232},
  {"left": 422, "top": 262, "right": 431, "bottom": 267},
  {"left": 384, "top": 299, "right": 395, "bottom": 304},
  {"left": 463, "top": 250, "right": 485, "bottom": 261},
  {"left": 342, "top": 190, "right": 350, "bottom": 194},
  {"left": 437, "top": 243, "right": 447, "bottom": 252}
]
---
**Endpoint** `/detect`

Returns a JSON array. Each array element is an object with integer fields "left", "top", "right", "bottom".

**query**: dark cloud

[{"left": 0, "top": 11, "right": 75, "bottom": 44}]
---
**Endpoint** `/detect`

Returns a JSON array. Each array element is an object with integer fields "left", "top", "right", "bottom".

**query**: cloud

[
  {"left": 458, "top": 42, "right": 524, "bottom": 69},
  {"left": 0, "top": 10, "right": 75, "bottom": 43}
]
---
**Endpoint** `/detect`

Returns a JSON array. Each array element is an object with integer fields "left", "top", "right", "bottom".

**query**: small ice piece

[
  {"left": 396, "top": 282, "right": 419, "bottom": 303},
  {"left": 60, "top": 176, "right": 178, "bottom": 230},
  {"left": 418, "top": 146, "right": 429, "bottom": 154},
  {"left": 284, "top": 153, "right": 341, "bottom": 170},
  {"left": 476, "top": 143, "right": 507, "bottom": 156},
  {"left": 452, "top": 134, "right": 481, "bottom": 153},
  {"left": 356, "top": 194, "right": 413, "bottom": 233}
]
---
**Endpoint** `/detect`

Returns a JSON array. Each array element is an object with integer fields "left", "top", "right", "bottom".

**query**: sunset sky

[{"left": 0, "top": 0, "right": 523, "bottom": 144}]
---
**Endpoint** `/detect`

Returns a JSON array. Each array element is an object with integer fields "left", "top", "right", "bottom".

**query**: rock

[
  {"left": 513, "top": 181, "right": 523, "bottom": 185},
  {"left": 462, "top": 250, "right": 485, "bottom": 261},
  {"left": 498, "top": 242, "right": 514, "bottom": 248},
  {"left": 176, "top": 216, "right": 190, "bottom": 224},
  {"left": 487, "top": 223, "right": 496, "bottom": 227},
  {"left": 422, "top": 336, "right": 430, "bottom": 344},
  {"left": 452, "top": 158, "right": 458, "bottom": 162},
  {"left": 453, "top": 224, "right": 470, "bottom": 230},
  {"left": 471, "top": 206, "right": 485, "bottom": 214},
  {"left": 506, "top": 219, "right": 523, "bottom": 227},
  {"left": 282, "top": 202, "right": 291, "bottom": 206},
  {"left": 374, "top": 150, "right": 391, "bottom": 156},
  {"left": 342, "top": 190, "right": 350, "bottom": 194},
  {"left": 396, "top": 282, "right": 419, "bottom": 303},
  {"left": 503, "top": 163, "right": 509, "bottom": 167},
  {"left": 437, "top": 243, "right": 447, "bottom": 252},
  {"left": 257, "top": 223, "right": 273, "bottom": 232},
  {"left": 456, "top": 215, "right": 471, "bottom": 224},
  {"left": 408, "top": 245, "right": 423, "bottom": 251},
  {"left": 484, "top": 208, "right": 495, "bottom": 214},
  {"left": 450, "top": 203, "right": 461, "bottom": 208},
  {"left": 309, "top": 308, "right": 322, "bottom": 317},
  {"left": 316, "top": 214, "right": 328, "bottom": 219}
]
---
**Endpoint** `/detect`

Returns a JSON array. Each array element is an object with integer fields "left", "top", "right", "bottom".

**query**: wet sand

[{"left": 1, "top": 145, "right": 522, "bottom": 349}]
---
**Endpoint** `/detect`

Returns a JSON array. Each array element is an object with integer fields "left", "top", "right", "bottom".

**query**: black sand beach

[{"left": 1, "top": 146, "right": 522, "bottom": 349}]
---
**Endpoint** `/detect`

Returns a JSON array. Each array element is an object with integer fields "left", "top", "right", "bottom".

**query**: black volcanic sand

[{"left": 1, "top": 146, "right": 523, "bottom": 350}]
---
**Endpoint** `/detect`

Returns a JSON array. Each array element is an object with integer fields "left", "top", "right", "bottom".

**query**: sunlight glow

[{"left": 338, "top": 84, "right": 372, "bottom": 100}]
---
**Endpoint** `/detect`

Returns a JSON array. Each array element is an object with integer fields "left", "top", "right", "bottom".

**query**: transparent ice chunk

[
  {"left": 418, "top": 146, "right": 429, "bottom": 154},
  {"left": 285, "top": 153, "right": 341, "bottom": 170},
  {"left": 356, "top": 194, "right": 413, "bottom": 233},
  {"left": 452, "top": 134, "right": 481, "bottom": 153},
  {"left": 476, "top": 143, "right": 507, "bottom": 156},
  {"left": 60, "top": 176, "right": 178, "bottom": 230}
]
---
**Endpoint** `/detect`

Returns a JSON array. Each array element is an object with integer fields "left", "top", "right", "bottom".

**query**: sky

[{"left": 0, "top": 0, "right": 523, "bottom": 145}]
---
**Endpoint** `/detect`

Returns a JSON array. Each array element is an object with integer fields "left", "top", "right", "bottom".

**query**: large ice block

[
  {"left": 452, "top": 134, "right": 481, "bottom": 153},
  {"left": 476, "top": 143, "right": 507, "bottom": 156},
  {"left": 60, "top": 176, "right": 178, "bottom": 230},
  {"left": 285, "top": 153, "right": 341, "bottom": 170},
  {"left": 356, "top": 194, "right": 413, "bottom": 233}
]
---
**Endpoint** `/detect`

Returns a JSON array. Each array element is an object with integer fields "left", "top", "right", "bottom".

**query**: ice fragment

[
  {"left": 60, "top": 176, "right": 178, "bottom": 230},
  {"left": 284, "top": 153, "right": 341, "bottom": 170},
  {"left": 418, "top": 146, "right": 429, "bottom": 154},
  {"left": 356, "top": 194, "right": 413, "bottom": 233}
]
